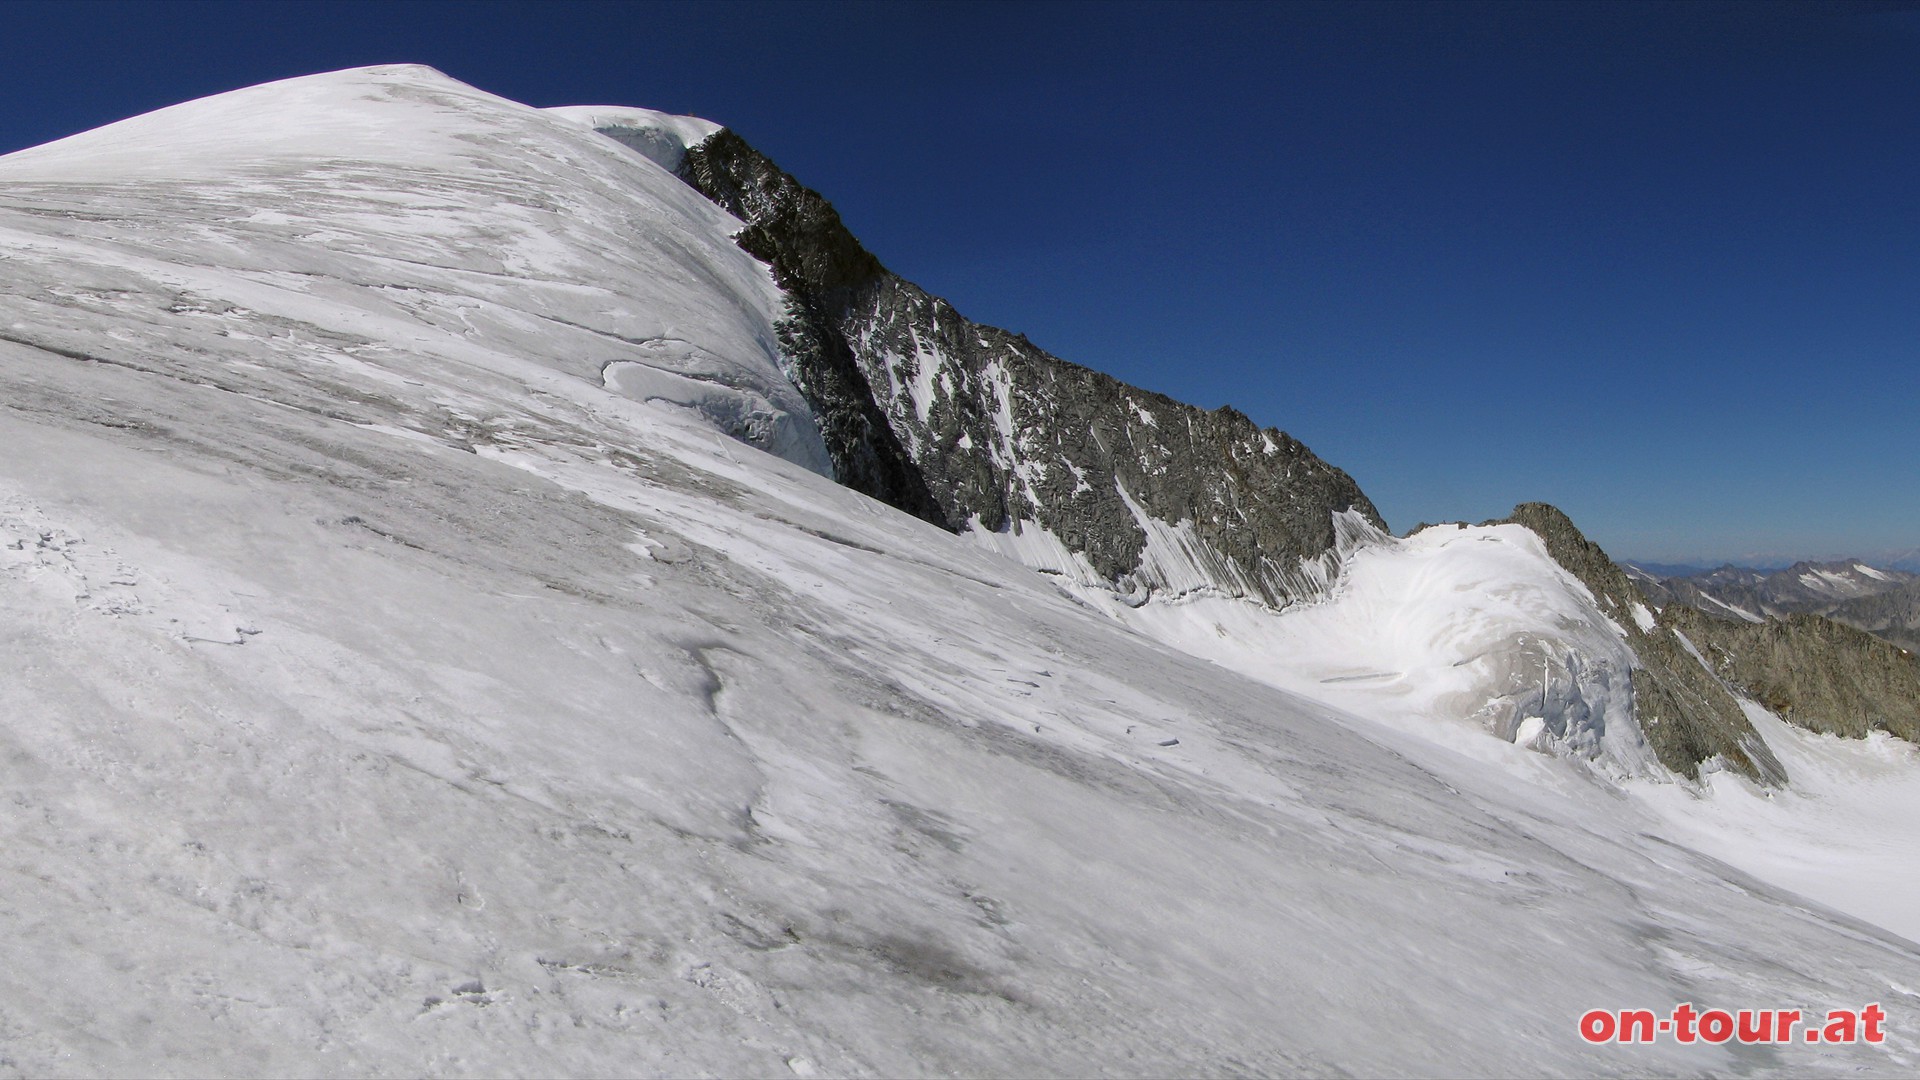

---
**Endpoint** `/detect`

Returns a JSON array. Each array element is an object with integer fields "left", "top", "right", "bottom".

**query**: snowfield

[{"left": 0, "top": 65, "right": 1916, "bottom": 1077}]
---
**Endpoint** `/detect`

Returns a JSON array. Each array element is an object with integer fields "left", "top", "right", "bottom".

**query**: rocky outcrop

[
  {"left": 1665, "top": 607, "right": 1920, "bottom": 742},
  {"left": 1513, "top": 503, "right": 1920, "bottom": 774},
  {"left": 675, "top": 130, "right": 1381, "bottom": 606},
  {"left": 1500, "top": 503, "right": 1785, "bottom": 784}
]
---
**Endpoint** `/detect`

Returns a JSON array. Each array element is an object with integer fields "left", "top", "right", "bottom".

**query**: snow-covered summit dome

[
  {"left": 0, "top": 65, "right": 528, "bottom": 180},
  {"left": 0, "top": 63, "right": 831, "bottom": 474},
  {"left": 0, "top": 65, "right": 725, "bottom": 182}
]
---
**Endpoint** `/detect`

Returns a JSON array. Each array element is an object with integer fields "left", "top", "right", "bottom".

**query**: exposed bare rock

[
  {"left": 677, "top": 130, "right": 1381, "bottom": 606},
  {"left": 1667, "top": 606, "right": 1920, "bottom": 742}
]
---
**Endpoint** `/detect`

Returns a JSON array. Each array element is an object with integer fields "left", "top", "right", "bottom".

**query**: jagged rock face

[
  {"left": 676, "top": 131, "right": 948, "bottom": 529},
  {"left": 1500, "top": 503, "right": 1785, "bottom": 784},
  {"left": 1665, "top": 607, "right": 1920, "bottom": 742},
  {"left": 677, "top": 131, "right": 1382, "bottom": 605}
]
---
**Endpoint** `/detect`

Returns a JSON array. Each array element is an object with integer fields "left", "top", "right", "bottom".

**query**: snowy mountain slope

[
  {"left": 6, "top": 370, "right": 1916, "bottom": 1077},
  {"left": 1641, "top": 699, "right": 1920, "bottom": 947},
  {"left": 653, "top": 107, "right": 1825, "bottom": 788},
  {"left": 1, "top": 65, "right": 1919, "bottom": 1076}
]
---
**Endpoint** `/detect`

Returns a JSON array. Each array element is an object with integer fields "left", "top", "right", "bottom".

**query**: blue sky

[{"left": 4, "top": 1, "right": 1916, "bottom": 566}]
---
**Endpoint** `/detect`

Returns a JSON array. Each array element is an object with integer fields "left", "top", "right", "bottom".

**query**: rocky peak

[{"left": 670, "top": 127, "right": 1382, "bottom": 607}]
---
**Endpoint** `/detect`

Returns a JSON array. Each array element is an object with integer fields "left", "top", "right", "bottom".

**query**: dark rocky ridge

[
  {"left": 674, "top": 129, "right": 1382, "bottom": 605},
  {"left": 673, "top": 131, "right": 948, "bottom": 529},
  {"left": 1499, "top": 504, "right": 1785, "bottom": 784}
]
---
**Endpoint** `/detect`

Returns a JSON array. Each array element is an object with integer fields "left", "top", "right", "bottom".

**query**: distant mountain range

[{"left": 1628, "top": 558, "right": 1920, "bottom": 652}]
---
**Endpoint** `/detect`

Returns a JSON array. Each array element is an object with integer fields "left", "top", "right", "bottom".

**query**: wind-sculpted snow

[
  {"left": 1074, "top": 514, "right": 1663, "bottom": 778},
  {"left": 2, "top": 66, "right": 1919, "bottom": 1076}
]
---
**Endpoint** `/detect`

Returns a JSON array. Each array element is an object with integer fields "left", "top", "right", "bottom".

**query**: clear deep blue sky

[{"left": 4, "top": 1, "right": 1917, "bottom": 566}]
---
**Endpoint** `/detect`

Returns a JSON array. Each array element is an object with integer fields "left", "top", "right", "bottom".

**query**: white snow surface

[
  {"left": 0, "top": 66, "right": 1917, "bottom": 1076},
  {"left": 1799, "top": 564, "right": 1887, "bottom": 599},
  {"left": 1700, "top": 589, "right": 1768, "bottom": 623},
  {"left": 1642, "top": 701, "right": 1920, "bottom": 946}
]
